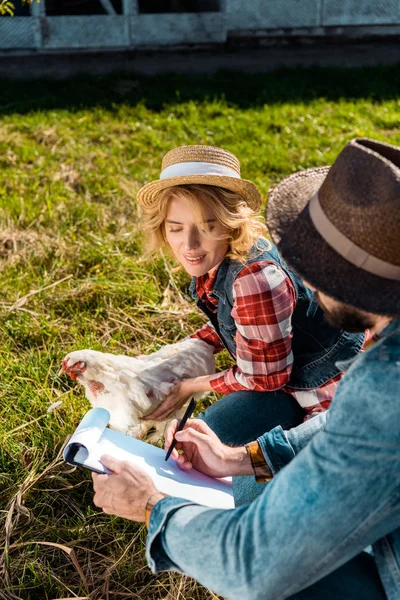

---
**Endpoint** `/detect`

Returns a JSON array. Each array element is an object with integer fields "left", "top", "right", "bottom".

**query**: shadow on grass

[{"left": 1, "top": 64, "right": 400, "bottom": 115}]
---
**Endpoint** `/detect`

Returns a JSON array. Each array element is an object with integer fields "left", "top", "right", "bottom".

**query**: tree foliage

[
  {"left": 0, "top": 0, "right": 35, "bottom": 16},
  {"left": 0, "top": 0, "right": 15, "bottom": 15}
]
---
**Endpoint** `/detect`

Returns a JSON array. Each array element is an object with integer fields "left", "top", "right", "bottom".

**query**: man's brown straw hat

[
  {"left": 266, "top": 138, "right": 400, "bottom": 315},
  {"left": 137, "top": 145, "right": 262, "bottom": 211}
]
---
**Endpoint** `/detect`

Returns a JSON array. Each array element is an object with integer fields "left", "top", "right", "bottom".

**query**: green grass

[{"left": 1, "top": 64, "right": 400, "bottom": 599}]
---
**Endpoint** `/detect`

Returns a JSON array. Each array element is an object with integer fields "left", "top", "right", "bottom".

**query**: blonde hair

[{"left": 140, "top": 184, "right": 269, "bottom": 263}]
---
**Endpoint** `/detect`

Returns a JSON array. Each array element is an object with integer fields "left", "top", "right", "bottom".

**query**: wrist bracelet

[
  {"left": 145, "top": 492, "right": 167, "bottom": 529},
  {"left": 245, "top": 441, "right": 273, "bottom": 483}
]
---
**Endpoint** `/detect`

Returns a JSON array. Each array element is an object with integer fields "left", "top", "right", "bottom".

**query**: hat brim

[
  {"left": 137, "top": 174, "right": 262, "bottom": 212},
  {"left": 266, "top": 167, "right": 330, "bottom": 244},
  {"left": 266, "top": 168, "right": 400, "bottom": 315}
]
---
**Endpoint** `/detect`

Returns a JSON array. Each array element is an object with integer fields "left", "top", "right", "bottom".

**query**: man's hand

[
  {"left": 164, "top": 419, "right": 253, "bottom": 478},
  {"left": 92, "top": 455, "right": 160, "bottom": 522}
]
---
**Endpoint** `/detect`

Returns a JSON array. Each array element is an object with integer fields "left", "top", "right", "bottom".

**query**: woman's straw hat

[
  {"left": 265, "top": 138, "right": 400, "bottom": 315},
  {"left": 137, "top": 145, "right": 262, "bottom": 211}
]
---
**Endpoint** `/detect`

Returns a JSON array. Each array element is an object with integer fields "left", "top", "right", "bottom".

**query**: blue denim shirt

[
  {"left": 189, "top": 239, "right": 365, "bottom": 389},
  {"left": 146, "top": 318, "right": 400, "bottom": 599}
]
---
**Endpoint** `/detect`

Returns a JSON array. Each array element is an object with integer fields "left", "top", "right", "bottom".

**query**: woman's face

[{"left": 164, "top": 195, "right": 229, "bottom": 277}]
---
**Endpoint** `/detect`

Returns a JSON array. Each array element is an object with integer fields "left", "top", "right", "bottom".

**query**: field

[{"left": 1, "top": 65, "right": 400, "bottom": 599}]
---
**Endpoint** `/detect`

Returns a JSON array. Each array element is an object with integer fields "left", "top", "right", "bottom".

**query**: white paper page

[{"left": 83, "top": 428, "right": 234, "bottom": 510}]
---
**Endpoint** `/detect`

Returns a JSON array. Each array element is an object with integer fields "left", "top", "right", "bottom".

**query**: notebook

[{"left": 63, "top": 408, "right": 234, "bottom": 510}]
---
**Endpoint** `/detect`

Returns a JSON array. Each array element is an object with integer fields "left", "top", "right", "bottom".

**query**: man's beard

[{"left": 314, "top": 293, "right": 374, "bottom": 332}]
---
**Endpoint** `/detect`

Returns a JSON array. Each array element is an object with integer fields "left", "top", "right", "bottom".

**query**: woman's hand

[
  {"left": 92, "top": 455, "right": 160, "bottom": 522},
  {"left": 143, "top": 379, "right": 193, "bottom": 421},
  {"left": 164, "top": 418, "right": 252, "bottom": 478},
  {"left": 144, "top": 375, "right": 213, "bottom": 421}
]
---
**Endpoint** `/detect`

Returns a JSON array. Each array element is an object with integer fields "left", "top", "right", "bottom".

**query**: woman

[{"left": 138, "top": 145, "right": 365, "bottom": 445}]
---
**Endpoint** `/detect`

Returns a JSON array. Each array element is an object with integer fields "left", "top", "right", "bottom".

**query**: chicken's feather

[{"left": 61, "top": 339, "right": 215, "bottom": 440}]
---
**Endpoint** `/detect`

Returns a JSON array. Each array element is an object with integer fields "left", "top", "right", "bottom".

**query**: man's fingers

[
  {"left": 167, "top": 447, "right": 180, "bottom": 461},
  {"left": 100, "top": 455, "right": 123, "bottom": 473},
  {"left": 177, "top": 458, "right": 193, "bottom": 471},
  {"left": 93, "top": 492, "right": 104, "bottom": 507},
  {"left": 164, "top": 419, "right": 179, "bottom": 451},
  {"left": 190, "top": 419, "right": 215, "bottom": 436},
  {"left": 164, "top": 418, "right": 197, "bottom": 451},
  {"left": 92, "top": 472, "right": 109, "bottom": 491},
  {"left": 175, "top": 427, "right": 208, "bottom": 447}
]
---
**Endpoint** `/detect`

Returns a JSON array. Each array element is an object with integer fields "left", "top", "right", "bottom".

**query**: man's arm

[
  {"left": 147, "top": 361, "right": 399, "bottom": 600},
  {"left": 258, "top": 410, "right": 328, "bottom": 475}
]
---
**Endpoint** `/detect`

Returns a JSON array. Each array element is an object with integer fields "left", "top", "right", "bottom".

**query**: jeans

[
  {"left": 200, "top": 389, "right": 387, "bottom": 600},
  {"left": 199, "top": 388, "right": 305, "bottom": 445},
  {"left": 288, "top": 552, "right": 386, "bottom": 599}
]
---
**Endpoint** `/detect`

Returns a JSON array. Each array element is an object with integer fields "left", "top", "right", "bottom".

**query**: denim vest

[{"left": 189, "top": 239, "right": 365, "bottom": 389}]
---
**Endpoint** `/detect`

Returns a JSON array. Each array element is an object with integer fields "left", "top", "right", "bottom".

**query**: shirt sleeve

[
  {"left": 146, "top": 353, "right": 399, "bottom": 599},
  {"left": 190, "top": 322, "right": 225, "bottom": 354},
  {"left": 209, "top": 262, "right": 296, "bottom": 395},
  {"left": 257, "top": 411, "right": 327, "bottom": 475}
]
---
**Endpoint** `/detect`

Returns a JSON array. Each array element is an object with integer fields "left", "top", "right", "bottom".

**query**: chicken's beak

[{"left": 58, "top": 358, "right": 69, "bottom": 377}]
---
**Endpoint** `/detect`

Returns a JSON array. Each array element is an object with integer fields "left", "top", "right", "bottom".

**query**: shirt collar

[
  {"left": 336, "top": 318, "right": 399, "bottom": 371},
  {"left": 196, "top": 266, "right": 219, "bottom": 298}
]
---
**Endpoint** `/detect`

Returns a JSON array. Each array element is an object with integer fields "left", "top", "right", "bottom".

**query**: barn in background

[{"left": 1, "top": 0, "right": 400, "bottom": 52}]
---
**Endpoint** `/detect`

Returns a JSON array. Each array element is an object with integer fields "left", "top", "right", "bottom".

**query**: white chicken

[{"left": 59, "top": 338, "right": 215, "bottom": 440}]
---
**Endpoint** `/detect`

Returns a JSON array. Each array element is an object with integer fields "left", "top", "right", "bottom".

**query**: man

[{"left": 92, "top": 138, "right": 400, "bottom": 599}]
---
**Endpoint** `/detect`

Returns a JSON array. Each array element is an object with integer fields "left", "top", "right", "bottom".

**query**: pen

[{"left": 165, "top": 397, "right": 196, "bottom": 462}]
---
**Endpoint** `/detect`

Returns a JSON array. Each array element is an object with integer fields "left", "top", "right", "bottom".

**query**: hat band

[
  {"left": 309, "top": 192, "right": 400, "bottom": 281},
  {"left": 160, "top": 161, "right": 240, "bottom": 180}
]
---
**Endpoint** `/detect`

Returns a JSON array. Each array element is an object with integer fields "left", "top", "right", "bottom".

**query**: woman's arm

[
  {"left": 190, "top": 322, "right": 225, "bottom": 353},
  {"left": 146, "top": 262, "right": 297, "bottom": 420},
  {"left": 208, "top": 262, "right": 296, "bottom": 395}
]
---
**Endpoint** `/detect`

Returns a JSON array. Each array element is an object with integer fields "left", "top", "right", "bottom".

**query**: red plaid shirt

[{"left": 191, "top": 261, "right": 347, "bottom": 418}]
